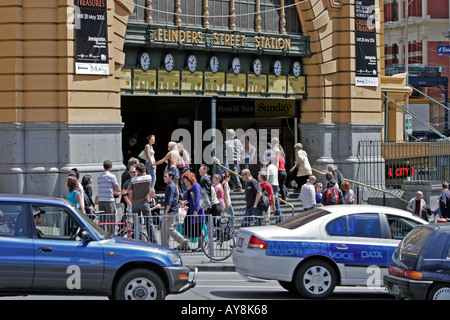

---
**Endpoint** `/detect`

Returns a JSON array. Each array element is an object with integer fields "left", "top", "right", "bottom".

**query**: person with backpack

[
  {"left": 322, "top": 179, "right": 344, "bottom": 206},
  {"left": 240, "top": 168, "right": 263, "bottom": 227},
  {"left": 300, "top": 175, "right": 317, "bottom": 211},
  {"left": 257, "top": 171, "right": 275, "bottom": 226}
]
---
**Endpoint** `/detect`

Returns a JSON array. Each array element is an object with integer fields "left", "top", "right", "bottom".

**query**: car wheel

[
  {"left": 113, "top": 268, "right": 166, "bottom": 300},
  {"left": 427, "top": 284, "right": 450, "bottom": 300},
  {"left": 295, "top": 260, "right": 337, "bottom": 299}
]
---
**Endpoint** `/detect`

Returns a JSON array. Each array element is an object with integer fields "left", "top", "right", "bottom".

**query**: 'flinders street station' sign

[{"left": 146, "top": 26, "right": 309, "bottom": 56}]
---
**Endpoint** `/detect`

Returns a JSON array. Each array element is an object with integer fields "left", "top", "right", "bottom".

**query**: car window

[
  {"left": 386, "top": 215, "right": 423, "bottom": 240},
  {"left": 327, "top": 216, "right": 347, "bottom": 236},
  {"left": 401, "top": 226, "right": 432, "bottom": 256},
  {"left": 278, "top": 208, "right": 331, "bottom": 229},
  {"left": 0, "top": 203, "right": 30, "bottom": 237},
  {"left": 348, "top": 214, "right": 381, "bottom": 238},
  {"left": 34, "top": 205, "right": 83, "bottom": 240},
  {"left": 327, "top": 213, "right": 381, "bottom": 238}
]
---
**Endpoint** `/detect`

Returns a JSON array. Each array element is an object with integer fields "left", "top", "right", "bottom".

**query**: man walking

[
  {"left": 225, "top": 129, "right": 243, "bottom": 191},
  {"left": 439, "top": 182, "right": 450, "bottom": 219},
  {"left": 241, "top": 168, "right": 263, "bottom": 227},
  {"left": 161, "top": 170, "right": 187, "bottom": 249},
  {"left": 97, "top": 160, "right": 120, "bottom": 234},
  {"left": 128, "top": 163, "right": 157, "bottom": 243},
  {"left": 300, "top": 175, "right": 317, "bottom": 211}
]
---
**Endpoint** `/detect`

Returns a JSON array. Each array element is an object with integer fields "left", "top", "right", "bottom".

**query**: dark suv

[{"left": 384, "top": 223, "right": 450, "bottom": 300}]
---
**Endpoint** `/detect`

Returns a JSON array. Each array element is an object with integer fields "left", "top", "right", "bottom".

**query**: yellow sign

[
  {"left": 287, "top": 76, "right": 306, "bottom": 94},
  {"left": 247, "top": 74, "right": 267, "bottom": 97},
  {"left": 268, "top": 75, "right": 287, "bottom": 96},
  {"left": 204, "top": 72, "right": 225, "bottom": 92},
  {"left": 133, "top": 69, "right": 156, "bottom": 91},
  {"left": 158, "top": 70, "right": 180, "bottom": 94},
  {"left": 255, "top": 100, "right": 295, "bottom": 117},
  {"left": 181, "top": 71, "right": 203, "bottom": 93},
  {"left": 226, "top": 74, "right": 247, "bottom": 96},
  {"left": 120, "top": 68, "right": 132, "bottom": 91}
]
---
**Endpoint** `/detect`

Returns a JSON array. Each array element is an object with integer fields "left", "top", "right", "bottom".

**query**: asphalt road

[{"left": 0, "top": 271, "right": 393, "bottom": 300}]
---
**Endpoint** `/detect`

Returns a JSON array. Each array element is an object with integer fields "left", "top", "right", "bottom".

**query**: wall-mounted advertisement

[
  {"left": 74, "top": 0, "right": 109, "bottom": 75},
  {"left": 355, "top": 0, "right": 378, "bottom": 87}
]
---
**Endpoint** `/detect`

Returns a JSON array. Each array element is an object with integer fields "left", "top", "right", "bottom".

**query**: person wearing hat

[
  {"left": 32, "top": 206, "right": 45, "bottom": 237},
  {"left": 300, "top": 175, "right": 317, "bottom": 211},
  {"left": 322, "top": 179, "right": 344, "bottom": 205}
]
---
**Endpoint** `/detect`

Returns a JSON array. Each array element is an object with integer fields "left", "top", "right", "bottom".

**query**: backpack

[
  {"left": 324, "top": 188, "right": 339, "bottom": 205},
  {"left": 258, "top": 189, "right": 270, "bottom": 211}
]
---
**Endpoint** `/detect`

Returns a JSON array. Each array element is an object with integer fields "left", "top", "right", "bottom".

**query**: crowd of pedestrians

[{"left": 63, "top": 133, "right": 448, "bottom": 250}]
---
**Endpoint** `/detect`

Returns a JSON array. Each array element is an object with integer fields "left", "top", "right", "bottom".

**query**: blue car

[
  {"left": 0, "top": 194, "right": 197, "bottom": 300},
  {"left": 384, "top": 222, "right": 450, "bottom": 300}
]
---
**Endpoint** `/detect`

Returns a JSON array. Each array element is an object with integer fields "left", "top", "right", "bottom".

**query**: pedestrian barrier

[{"left": 92, "top": 211, "right": 288, "bottom": 261}]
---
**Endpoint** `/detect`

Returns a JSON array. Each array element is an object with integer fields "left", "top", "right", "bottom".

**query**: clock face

[
  {"left": 273, "top": 60, "right": 282, "bottom": 77},
  {"left": 210, "top": 56, "right": 219, "bottom": 74},
  {"left": 231, "top": 57, "right": 241, "bottom": 75},
  {"left": 140, "top": 52, "right": 150, "bottom": 71},
  {"left": 253, "top": 58, "right": 262, "bottom": 76},
  {"left": 163, "top": 53, "right": 174, "bottom": 72},
  {"left": 187, "top": 54, "right": 197, "bottom": 73},
  {"left": 293, "top": 61, "right": 301, "bottom": 78}
]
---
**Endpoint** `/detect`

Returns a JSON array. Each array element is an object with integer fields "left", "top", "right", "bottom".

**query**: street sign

[
  {"left": 405, "top": 114, "right": 412, "bottom": 134},
  {"left": 437, "top": 45, "right": 450, "bottom": 55}
]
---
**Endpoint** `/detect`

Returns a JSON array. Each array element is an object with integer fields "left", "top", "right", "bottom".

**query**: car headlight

[{"left": 168, "top": 253, "right": 182, "bottom": 265}]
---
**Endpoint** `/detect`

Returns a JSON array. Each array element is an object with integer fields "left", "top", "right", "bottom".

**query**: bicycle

[
  {"left": 98, "top": 213, "right": 149, "bottom": 242},
  {"left": 201, "top": 215, "right": 236, "bottom": 261}
]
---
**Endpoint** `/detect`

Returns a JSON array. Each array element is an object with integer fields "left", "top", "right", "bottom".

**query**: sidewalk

[{"left": 179, "top": 253, "right": 236, "bottom": 272}]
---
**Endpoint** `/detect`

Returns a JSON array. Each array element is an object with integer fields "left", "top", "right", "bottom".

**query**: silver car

[{"left": 233, "top": 205, "right": 427, "bottom": 299}]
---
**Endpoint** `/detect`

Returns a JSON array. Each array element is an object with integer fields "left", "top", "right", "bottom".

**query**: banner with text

[
  {"left": 74, "top": 0, "right": 109, "bottom": 75},
  {"left": 355, "top": 0, "right": 378, "bottom": 87}
]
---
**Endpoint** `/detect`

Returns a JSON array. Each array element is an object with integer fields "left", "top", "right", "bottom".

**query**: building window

[{"left": 235, "top": 0, "right": 255, "bottom": 31}]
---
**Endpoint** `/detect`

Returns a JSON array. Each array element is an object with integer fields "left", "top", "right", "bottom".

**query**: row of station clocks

[{"left": 138, "top": 52, "right": 302, "bottom": 78}]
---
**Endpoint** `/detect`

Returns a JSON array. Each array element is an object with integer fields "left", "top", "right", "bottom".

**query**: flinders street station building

[{"left": 0, "top": 0, "right": 411, "bottom": 196}]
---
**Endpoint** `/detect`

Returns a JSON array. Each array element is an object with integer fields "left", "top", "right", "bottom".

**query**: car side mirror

[{"left": 81, "top": 231, "right": 93, "bottom": 242}]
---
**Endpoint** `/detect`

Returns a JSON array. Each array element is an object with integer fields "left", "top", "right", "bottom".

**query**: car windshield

[
  {"left": 67, "top": 203, "right": 111, "bottom": 240},
  {"left": 278, "top": 208, "right": 331, "bottom": 229}
]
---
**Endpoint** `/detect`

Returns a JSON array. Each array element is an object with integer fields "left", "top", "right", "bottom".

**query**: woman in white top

[
  {"left": 156, "top": 141, "right": 182, "bottom": 193},
  {"left": 144, "top": 135, "right": 157, "bottom": 188}
]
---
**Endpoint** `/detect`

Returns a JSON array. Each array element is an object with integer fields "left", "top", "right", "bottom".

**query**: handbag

[
  {"left": 138, "top": 150, "right": 148, "bottom": 161},
  {"left": 177, "top": 208, "right": 187, "bottom": 224},
  {"left": 191, "top": 188, "right": 212, "bottom": 210}
]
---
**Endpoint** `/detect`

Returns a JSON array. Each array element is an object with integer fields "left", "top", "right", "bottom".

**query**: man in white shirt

[
  {"left": 225, "top": 129, "right": 243, "bottom": 191},
  {"left": 300, "top": 175, "right": 316, "bottom": 211},
  {"left": 97, "top": 160, "right": 120, "bottom": 234}
]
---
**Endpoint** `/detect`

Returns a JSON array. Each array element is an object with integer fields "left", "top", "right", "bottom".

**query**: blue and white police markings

[{"left": 233, "top": 205, "right": 427, "bottom": 299}]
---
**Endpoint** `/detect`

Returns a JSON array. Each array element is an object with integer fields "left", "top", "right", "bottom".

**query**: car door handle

[
  {"left": 38, "top": 247, "right": 52, "bottom": 252},
  {"left": 335, "top": 244, "right": 348, "bottom": 250}
]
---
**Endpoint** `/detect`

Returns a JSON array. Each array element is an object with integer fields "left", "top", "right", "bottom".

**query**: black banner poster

[
  {"left": 355, "top": 0, "right": 378, "bottom": 87},
  {"left": 74, "top": 0, "right": 109, "bottom": 75}
]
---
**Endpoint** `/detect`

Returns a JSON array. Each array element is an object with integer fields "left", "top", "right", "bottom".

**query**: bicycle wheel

[
  {"left": 139, "top": 231, "right": 149, "bottom": 242},
  {"left": 202, "top": 227, "right": 236, "bottom": 261}
]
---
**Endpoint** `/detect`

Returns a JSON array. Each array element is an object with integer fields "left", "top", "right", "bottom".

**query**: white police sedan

[{"left": 233, "top": 205, "right": 427, "bottom": 299}]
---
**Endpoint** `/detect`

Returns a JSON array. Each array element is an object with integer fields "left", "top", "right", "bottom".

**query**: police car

[{"left": 233, "top": 205, "right": 427, "bottom": 299}]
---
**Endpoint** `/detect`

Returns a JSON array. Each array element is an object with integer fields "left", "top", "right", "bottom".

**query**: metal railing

[
  {"left": 212, "top": 157, "right": 296, "bottom": 216},
  {"left": 93, "top": 212, "right": 287, "bottom": 261},
  {"left": 357, "top": 140, "right": 450, "bottom": 190}
]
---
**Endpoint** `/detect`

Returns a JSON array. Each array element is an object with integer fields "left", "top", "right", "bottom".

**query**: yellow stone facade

[
  {"left": 0, "top": 0, "right": 133, "bottom": 124},
  {"left": 297, "top": 0, "right": 386, "bottom": 126}
]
